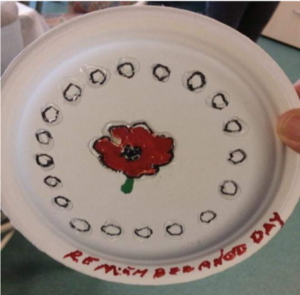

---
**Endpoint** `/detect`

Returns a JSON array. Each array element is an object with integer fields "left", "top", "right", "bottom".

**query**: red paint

[
  {"left": 63, "top": 250, "right": 83, "bottom": 263},
  {"left": 169, "top": 267, "right": 180, "bottom": 275},
  {"left": 93, "top": 122, "right": 174, "bottom": 178},
  {"left": 263, "top": 222, "right": 276, "bottom": 236},
  {"left": 250, "top": 212, "right": 284, "bottom": 245},
  {"left": 182, "top": 266, "right": 195, "bottom": 273},
  {"left": 213, "top": 249, "right": 224, "bottom": 267},
  {"left": 223, "top": 249, "right": 235, "bottom": 261},
  {"left": 132, "top": 269, "right": 148, "bottom": 278},
  {"left": 123, "top": 268, "right": 130, "bottom": 276},
  {"left": 153, "top": 268, "right": 166, "bottom": 279},
  {"left": 198, "top": 261, "right": 211, "bottom": 271},
  {"left": 82, "top": 256, "right": 100, "bottom": 265},
  {"left": 270, "top": 212, "right": 284, "bottom": 228},
  {"left": 127, "top": 266, "right": 135, "bottom": 270},
  {"left": 251, "top": 230, "right": 264, "bottom": 244},
  {"left": 94, "top": 264, "right": 119, "bottom": 276},
  {"left": 232, "top": 244, "right": 247, "bottom": 256}
]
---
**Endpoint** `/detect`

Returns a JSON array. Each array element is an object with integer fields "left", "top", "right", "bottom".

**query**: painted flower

[{"left": 92, "top": 122, "right": 174, "bottom": 193}]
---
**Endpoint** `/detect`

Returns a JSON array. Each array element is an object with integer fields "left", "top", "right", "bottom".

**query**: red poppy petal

[
  {"left": 153, "top": 136, "right": 174, "bottom": 153},
  {"left": 93, "top": 137, "right": 118, "bottom": 154},
  {"left": 141, "top": 136, "right": 174, "bottom": 165},
  {"left": 109, "top": 126, "right": 130, "bottom": 144},
  {"left": 121, "top": 162, "right": 157, "bottom": 178}
]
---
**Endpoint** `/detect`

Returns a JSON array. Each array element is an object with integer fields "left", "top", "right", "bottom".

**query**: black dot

[
  {"left": 117, "top": 62, "right": 135, "bottom": 79},
  {"left": 228, "top": 149, "right": 247, "bottom": 165},
  {"left": 36, "top": 154, "right": 54, "bottom": 168},
  {"left": 134, "top": 227, "right": 153, "bottom": 239},
  {"left": 44, "top": 176, "right": 61, "bottom": 188},
  {"left": 35, "top": 130, "right": 52, "bottom": 145},
  {"left": 70, "top": 219, "right": 91, "bottom": 232},
  {"left": 153, "top": 64, "right": 171, "bottom": 82},
  {"left": 224, "top": 120, "right": 243, "bottom": 133},
  {"left": 89, "top": 69, "right": 107, "bottom": 85},
  {"left": 54, "top": 196, "right": 70, "bottom": 209},
  {"left": 41, "top": 106, "right": 59, "bottom": 124},
  {"left": 166, "top": 223, "right": 184, "bottom": 236},
  {"left": 212, "top": 93, "right": 229, "bottom": 110},
  {"left": 101, "top": 224, "right": 122, "bottom": 237},
  {"left": 63, "top": 83, "right": 82, "bottom": 102},
  {"left": 200, "top": 211, "right": 217, "bottom": 224},
  {"left": 220, "top": 180, "right": 239, "bottom": 196},
  {"left": 186, "top": 71, "right": 206, "bottom": 92}
]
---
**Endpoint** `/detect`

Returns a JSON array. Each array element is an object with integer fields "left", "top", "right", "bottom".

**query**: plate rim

[{"left": 2, "top": 6, "right": 300, "bottom": 285}]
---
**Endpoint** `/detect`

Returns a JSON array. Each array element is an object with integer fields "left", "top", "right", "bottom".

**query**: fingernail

[{"left": 279, "top": 113, "right": 300, "bottom": 142}]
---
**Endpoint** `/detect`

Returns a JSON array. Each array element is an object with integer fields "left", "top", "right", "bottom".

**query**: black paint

[
  {"left": 54, "top": 196, "right": 70, "bottom": 208},
  {"left": 63, "top": 83, "right": 82, "bottom": 102},
  {"left": 89, "top": 69, "right": 107, "bottom": 85},
  {"left": 41, "top": 106, "right": 59, "bottom": 124},
  {"left": 36, "top": 154, "right": 54, "bottom": 168},
  {"left": 70, "top": 219, "right": 91, "bottom": 232},
  {"left": 228, "top": 149, "right": 247, "bottom": 165},
  {"left": 117, "top": 62, "right": 135, "bottom": 79},
  {"left": 166, "top": 223, "right": 184, "bottom": 236},
  {"left": 35, "top": 130, "right": 52, "bottom": 145},
  {"left": 212, "top": 93, "right": 229, "bottom": 110},
  {"left": 101, "top": 224, "right": 122, "bottom": 237},
  {"left": 44, "top": 176, "right": 61, "bottom": 188},
  {"left": 200, "top": 210, "right": 217, "bottom": 224},
  {"left": 121, "top": 145, "right": 142, "bottom": 162},
  {"left": 153, "top": 64, "right": 171, "bottom": 82},
  {"left": 220, "top": 180, "right": 238, "bottom": 196},
  {"left": 134, "top": 227, "right": 153, "bottom": 239},
  {"left": 224, "top": 119, "right": 243, "bottom": 133},
  {"left": 186, "top": 71, "right": 206, "bottom": 92}
]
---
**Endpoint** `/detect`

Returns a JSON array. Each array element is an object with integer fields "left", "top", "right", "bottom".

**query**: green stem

[{"left": 121, "top": 177, "right": 134, "bottom": 194}]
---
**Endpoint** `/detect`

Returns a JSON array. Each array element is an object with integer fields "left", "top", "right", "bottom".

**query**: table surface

[{"left": 2, "top": 36, "right": 300, "bottom": 295}]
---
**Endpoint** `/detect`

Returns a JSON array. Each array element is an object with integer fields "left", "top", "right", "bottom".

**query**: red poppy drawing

[{"left": 92, "top": 122, "right": 174, "bottom": 194}]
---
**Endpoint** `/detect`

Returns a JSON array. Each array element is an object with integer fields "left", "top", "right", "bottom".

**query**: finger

[
  {"left": 277, "top": 109, "right": 300, "bottom": 153},
  {"left": 294, "top": 79, "right": 300, "bottom": 97}
]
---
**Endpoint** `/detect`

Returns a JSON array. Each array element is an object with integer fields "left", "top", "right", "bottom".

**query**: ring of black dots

[
  {"left": 89, "top": 69, "right": 107, "bottom": 85},
  {"left": 153, "top": 64, "right": 171, "bottom": 82},
  {"left": 36, "top": 61, "right": 247, "bottom": 239},
  {"left": 117, "top": 62, "right": 135, "bottom": 79}
]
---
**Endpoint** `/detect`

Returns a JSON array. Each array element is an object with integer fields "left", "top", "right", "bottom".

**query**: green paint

[{"left": 121, "top": 177, "right": 134, "bottom": 194}]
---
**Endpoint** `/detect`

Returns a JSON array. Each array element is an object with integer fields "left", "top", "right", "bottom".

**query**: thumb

[
  {"left": 294, "top": 79, "right": 300, "bottom": 97},
  {"left": 277, "top": 108, "right": 300, "bottom": 153}
]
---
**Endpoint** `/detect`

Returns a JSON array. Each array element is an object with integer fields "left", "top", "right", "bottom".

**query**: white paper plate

[{"left": 2, "top": 7, "right": 300, "bottom": 285}]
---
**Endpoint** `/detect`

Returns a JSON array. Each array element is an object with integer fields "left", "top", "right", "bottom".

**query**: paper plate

[{"left": 2, "top": 7, "right": 300, "bottom": 285}]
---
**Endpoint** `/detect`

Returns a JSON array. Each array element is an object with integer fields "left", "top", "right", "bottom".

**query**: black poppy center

[{"left": 121, "top": 145, "right": 142, "bottom": 161}]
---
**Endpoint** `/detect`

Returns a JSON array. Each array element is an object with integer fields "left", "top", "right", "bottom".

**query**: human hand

[{"left": 277, "top": 80, "right": 300, "bottom": 153}]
